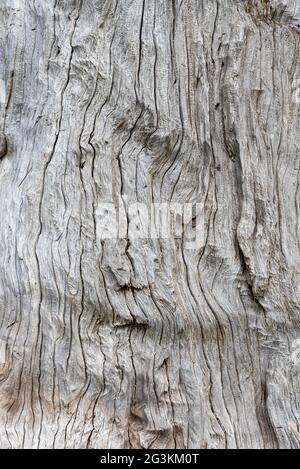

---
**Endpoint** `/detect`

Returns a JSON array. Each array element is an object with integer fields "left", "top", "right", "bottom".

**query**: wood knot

[{"left": 0, "top": 132, "right": 8, "bottom": 159}]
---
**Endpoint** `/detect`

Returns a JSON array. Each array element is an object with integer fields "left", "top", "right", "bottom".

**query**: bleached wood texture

[{"left": 0, "top": 0, "right": 300, "bottom": 449}]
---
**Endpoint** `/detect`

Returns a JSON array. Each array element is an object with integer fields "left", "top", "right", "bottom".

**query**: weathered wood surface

[{"left": 0, "top": 0, "right": 300, "bottom": 449}]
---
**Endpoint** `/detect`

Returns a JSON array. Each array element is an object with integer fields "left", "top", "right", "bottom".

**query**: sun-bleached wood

[{"left": 0, "top": 0, "right": 300, "bottom": 449}]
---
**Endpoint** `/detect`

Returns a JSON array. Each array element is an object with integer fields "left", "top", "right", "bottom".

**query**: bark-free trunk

[{"left": 0, "top": 0, "right": 300, "bottom": 449}]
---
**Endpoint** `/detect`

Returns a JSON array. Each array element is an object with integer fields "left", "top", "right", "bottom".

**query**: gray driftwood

[{"left": 0, "top": 0, "right": 300, "bottom": 449}]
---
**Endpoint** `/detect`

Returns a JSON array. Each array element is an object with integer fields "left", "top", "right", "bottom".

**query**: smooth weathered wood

[{"left": 0, "top": 0, "right": 300, "bottom": 449}]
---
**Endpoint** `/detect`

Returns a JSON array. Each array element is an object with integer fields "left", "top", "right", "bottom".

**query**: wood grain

[{"left": 0, "top": 0, "right": 299, "bottom": 449}]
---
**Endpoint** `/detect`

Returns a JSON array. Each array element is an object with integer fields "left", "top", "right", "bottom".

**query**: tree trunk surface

[{"left": 0, "top": 0, "right": 300, "bottom": 449}]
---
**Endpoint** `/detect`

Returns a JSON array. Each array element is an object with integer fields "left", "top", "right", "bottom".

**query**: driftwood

[{"left": 0, "top": 0, "right": 300, "bottom": 449}]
